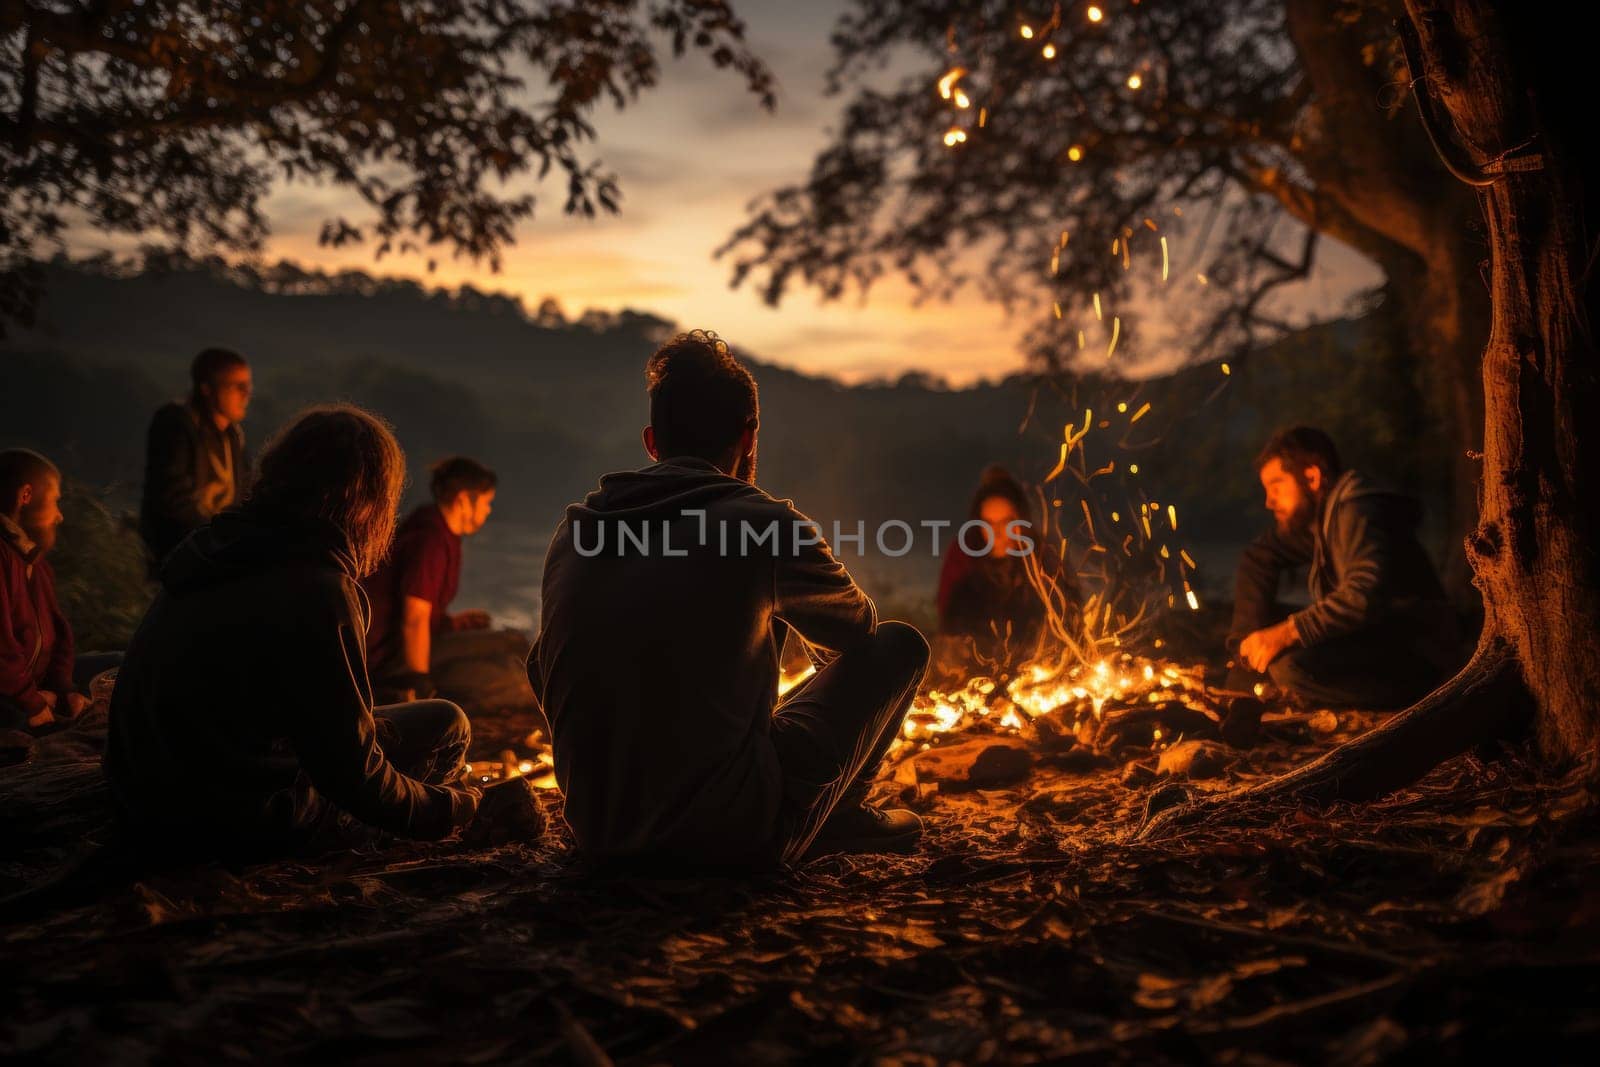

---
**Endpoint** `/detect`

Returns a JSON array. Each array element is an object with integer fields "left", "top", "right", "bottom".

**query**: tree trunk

[
  {"left": 1140, "top": 0, "right": 1600, "bottom": 837},
  {"left": 1437, "top": 0, "right": 1600, "bottom": 760}
]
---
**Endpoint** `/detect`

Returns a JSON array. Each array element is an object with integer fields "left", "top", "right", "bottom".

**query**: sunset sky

[{"left": 72, "top": 0, "right": 1378, "bottom": 385}]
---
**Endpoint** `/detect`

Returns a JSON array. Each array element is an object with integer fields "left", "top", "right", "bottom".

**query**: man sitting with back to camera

[{"left": 527, "top": 330, "right": 931, "bottom": 871}]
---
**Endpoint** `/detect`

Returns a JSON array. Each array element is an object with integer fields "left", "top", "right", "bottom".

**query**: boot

[{"left": 804, "top": 801, "right": 923, "bottom": 859}]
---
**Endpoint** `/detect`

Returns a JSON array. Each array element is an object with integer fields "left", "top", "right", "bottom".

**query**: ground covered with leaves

[{"left": 4, "top": 647, "right": 1600, "bottom": 1064}]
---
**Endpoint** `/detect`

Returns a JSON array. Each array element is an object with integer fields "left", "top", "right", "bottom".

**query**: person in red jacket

[
  {"left": 936, "top": 465, "right": 1081, "bottom": 667},
  {"left": 0, "top": 449, "right": 88, "bottom": 732}
]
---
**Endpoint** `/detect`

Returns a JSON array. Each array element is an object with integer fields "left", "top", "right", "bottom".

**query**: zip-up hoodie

[
  {"left": 105, "top": 508, "right": 462, "bottom": 843},
  {"left": 1289, "top": 470, "right": 1456, "bottom": 663},
  {"left": 527, "top": 456, "right": 877, "bottom": 867}
]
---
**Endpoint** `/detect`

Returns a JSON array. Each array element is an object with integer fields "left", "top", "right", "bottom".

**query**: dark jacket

[
  {"left": 0, "top": 517, "right": 74, "bottom": 728},
  {"left": 1233, "top": 470, "right": 1458, "bottom": 669},
  {"left": 139, "top": 400, "right": 249, "bottom": 566},
  {"left": 527, "top": 456, "right": 878, "bottom": 867},
  {"left": 105, "top": 509, "right": 461, "bottom": 843}
]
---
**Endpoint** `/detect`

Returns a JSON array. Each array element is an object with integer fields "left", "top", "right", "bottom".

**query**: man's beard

[
  {"left": 735, "top": 448, "right": 758, "bottom": 485},
  {"left": 1275, "top": 491, "right": 1317, "bottom": 537},
  {"left": 20, "top": 508, "right": 56, "bottom": 553}
]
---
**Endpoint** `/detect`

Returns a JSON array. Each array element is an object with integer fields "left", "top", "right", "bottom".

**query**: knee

[
  {"left": 418, "top": 698, "right": 472, "bottom": 746},
  {"left": 873, "top": 621, "right": 930, "bottom": 676}
]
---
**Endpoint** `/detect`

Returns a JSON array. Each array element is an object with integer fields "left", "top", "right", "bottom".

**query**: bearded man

[
  {"left": 0, "top": 449, "right": 92, "bottom": 732},
  {"left": 1229, "top": 427, "right": 1463, "bottom": 710}
]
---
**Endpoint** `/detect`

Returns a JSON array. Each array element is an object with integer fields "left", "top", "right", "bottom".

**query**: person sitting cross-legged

[
  {"left": 527, "top": 330, "right": 931, "bottom": 872},
  {"left": 105, "top": 405, "right": 481, "bottom": 858}
]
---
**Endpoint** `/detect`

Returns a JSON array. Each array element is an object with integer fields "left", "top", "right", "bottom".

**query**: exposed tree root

[{"left": 1137, "top": 637, "right": 1528, "bottom": 840}]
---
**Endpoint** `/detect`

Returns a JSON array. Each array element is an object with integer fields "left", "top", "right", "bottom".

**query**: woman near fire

[
  {"left": 105, "top": 405, "right": 483, "bottom": 858},
  {"left": 936, "top": 466, "right": 1081, "bottom": 667}
]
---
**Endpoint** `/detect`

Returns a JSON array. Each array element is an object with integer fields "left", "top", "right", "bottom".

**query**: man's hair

[
  {"left": 245, "top": 405, "right": 406, "bottom": 578},
  {"left": 190, "top": 347, "right": 249, "bottom": 396},
  {"left": 1255, "top": 426, "right": 1343, "bottom": 481},
  {"left": 0, "top": 448, "right": 60, "bottom": 513},
  {"left": 645, "top": 329, "right": 759, "bottom": 461},
  {"left": 430, "top": 456, "right": 497, "bottom": 505}
]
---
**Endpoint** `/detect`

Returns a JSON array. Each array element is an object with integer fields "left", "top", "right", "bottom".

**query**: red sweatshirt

[{"left": 0, "top": 519, "right": 74, "bottom": 726}]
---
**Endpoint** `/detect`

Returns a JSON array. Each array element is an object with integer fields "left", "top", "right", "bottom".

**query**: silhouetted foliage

[
  {"left": 0, "top": 0, "right": 775, "bottom": 332},
  {"left": 722, "top": 0, "right": 1459, "bottom": 367}
]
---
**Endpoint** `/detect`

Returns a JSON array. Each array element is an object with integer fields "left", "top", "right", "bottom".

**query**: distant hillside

[{"left": 3, "top": 255, "right": 1451, "bottom": 613}]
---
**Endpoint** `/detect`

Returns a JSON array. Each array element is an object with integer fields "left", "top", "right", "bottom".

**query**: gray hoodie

[
  {"left": 526, "top": 456, "right": 877, "bottom": 867},
  {"left": 1289, "top": 470, "right": 1456, "bottom": 663}
]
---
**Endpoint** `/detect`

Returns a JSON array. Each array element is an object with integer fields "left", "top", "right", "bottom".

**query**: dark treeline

[{"left": 3, "top": 255, "right": 1453, "bottom": 641}]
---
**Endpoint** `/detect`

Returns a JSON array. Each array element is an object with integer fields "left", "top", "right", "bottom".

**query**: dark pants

[
  {"left": 293, "top": 699, "right": 470, "bottom": 853},
  {"left": 1267, "top": 624, "right": 1454, "bottom": 711},
  {"left": 768, "top": 622, "right": 929, "bottom": 865},
  {"left": 374, "top": 699, "right": 472, "bottom": 785}
]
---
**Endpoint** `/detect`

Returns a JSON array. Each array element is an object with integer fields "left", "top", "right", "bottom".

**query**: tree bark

[
  {"left": 1431, "top": 0, "right": 1600, "bottom": 759},
  {"left": 1141, "top": 0, "right": 1600, "bottom": 838}
]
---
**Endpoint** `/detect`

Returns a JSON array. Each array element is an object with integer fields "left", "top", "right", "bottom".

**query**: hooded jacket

[
  {"left": 527, "top": 456, "right": 878, "bottom": 867},
  {"left": 0, "top": 515, "right": 74, "bottom": 727},
  {"left": 1285, "top": 470, "right": 1457, "bottom": 662},
  {"left": 105, "top": 508, "right": 461, "bottom": 843}
]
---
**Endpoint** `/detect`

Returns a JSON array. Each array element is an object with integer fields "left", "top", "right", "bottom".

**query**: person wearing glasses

[{"left": 138, "top": 348, "right": 254, "bottom": 567}]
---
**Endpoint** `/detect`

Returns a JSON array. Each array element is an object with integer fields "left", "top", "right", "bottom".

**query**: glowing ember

[
  {"left": 1127, "top": 73, "right": 1143, "bottom": 90},
  {"left": 1067, "top": 144, "right": 1084, "bottom": 162},
  {"left": 892, "top": 652, "right": 1209, "bottom": 759},
  {"left": 1087, "top": 5, "right": 1104, "bottom": 22},
  {"left": 1042, "top": 43, "right": 1058, "bottom": 59}
]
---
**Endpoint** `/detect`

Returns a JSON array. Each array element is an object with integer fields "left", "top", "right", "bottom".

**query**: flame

[
  {"left": 894, "top": 651, "right": 1208, "bottom": 757},
  {"left": 938, "top": 67, "right": 966, "bottom": 100}
]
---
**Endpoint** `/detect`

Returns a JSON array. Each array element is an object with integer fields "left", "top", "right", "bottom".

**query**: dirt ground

[{"left": 4, "top": 645, "right": 1600, "bottom": 1064}]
